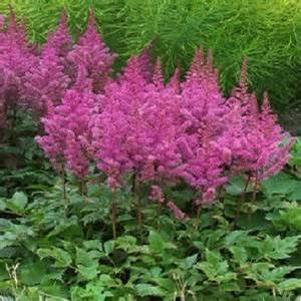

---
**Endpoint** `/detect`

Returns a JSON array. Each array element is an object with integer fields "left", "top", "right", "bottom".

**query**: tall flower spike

[
  {"left": 152, "top": 57, "right": 164, "bottom": 90},
  {"left": 23, "top": 46, "right": 70, "bottom": 116},
  {"left": 67, "top": 10, "right": 117, "bottom": 93},
  {"left": 167, "top": 67, "right": 181, "bottom": 93},
  {"left": 0, "top": 10, "right": 37, "bottom": 124},
  {"left": 186, "top": 47, "right": 204, "bottom": 81},
  {"left": 137, "top": 46, "right": 152, "bottom": 82},
  {"left": 36, "top": 88, "right": 98, "bottom": 178},
  {"left": 228, "top": 58, "right": 257, "bottom": 121},
  {"left": 43, "top": 11, "right": 72, "bottom": 59},
  {"left": 6, "top": 9, "right": 27, "bottom": 48},
  {"left": 0, "top": 15, "right": 4, "bottom": 30},
  {"left": 177, "top": 47, "right": 229, "bottom": 204}
]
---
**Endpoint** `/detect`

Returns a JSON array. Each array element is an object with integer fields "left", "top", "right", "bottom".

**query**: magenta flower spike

[
  {"left": 36, "top": 86, "right": 99, "bottom": 178},
  {"left": 24, "top": 46, "right": 70, "bottom": 116},
  {"left": 0, "top": 11, "right": 37, "bottom": 127},
  {"left": 67, "top": 10, "right": 116, "bottom": 93},
  {"left": 225, "top": 60, "right": 294, "bottom": 183},
  {"left": 152, "top": 57, "right": 164, "bottom": 90},
  {"left": 43, "top": 11, "right": 72, "bottom": 59},
  {"left": 176, "top": 48, "right": 230, "bottom": 205}
]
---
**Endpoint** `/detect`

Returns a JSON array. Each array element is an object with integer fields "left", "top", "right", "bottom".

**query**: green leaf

[
  {"left": 0, "top": 199, "right": 6, "bottom": 211},
  {"left": 7, "top": 192, "right": 28, "bottom": 213},
  {"left": 115, "top": 235, "right": 137, "bottom": 252},
  {"left": 197, "top": 249, "right": 236, "bottom": 283},
  {"left": 19, "top": 261, "right": 47, "bottom": 285},
  {"left": 226, "top": 176, "right": 252, "bottom": 196},
  {"left": 278, "top": 279, "right": 301, "bottom": 292},
  {"left": 262, "top": 173, "right": 299, "bottom": 197},
  {"left": 135, "top": 283, "right": 165, "bottom": 297},
  {"left": 148, "top": 230, "right": 165, "bottom": 253},
  {"left": 183, "top": 254, "right": 198, "bottom": 269},
  {"left": 37, "top": 247, "right": 72, "bottom": 268},
  {"left": 76, "top": 247, "right": 99, "bottom": 280},
  {"left": 288, "top": 185, "right": 301, "bottom": 201},
  {"left": 229, "top": 246, "right": 248, "bottom": 264},
  {"left": 83, "top": 240, "right": 103, "bottom": 251},
  {"left": 78, "top": 264, "right": 99, "bottom": 281},
  {"left": 271, "top": 208, "right": 301, "bottom": 231},
  {"left": 260, "top": 235, "right": 300, "bottom": 260},
  {"left": 104, "top": 240, "right": 114, "bottom": 255}
]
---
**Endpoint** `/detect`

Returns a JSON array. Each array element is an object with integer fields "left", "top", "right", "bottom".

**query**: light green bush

[{"left": 0, "top": 0, "right": 300, "bottom": 110}]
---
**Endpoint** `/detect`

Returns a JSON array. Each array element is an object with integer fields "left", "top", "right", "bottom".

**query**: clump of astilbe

[
  {"left": 67, "top": 10, "right": 116, "bottom": 93},
  {"left": 91, "top": 54, "right": 183, "bottom": 233},
  {"left": 24, "top": 46, "right": 70, "bottom": 116},
  {"left": 36, "top": 72, "right": 98, "bottom": 181},
  {"left": 0, "top": 11, "right": 37, "bottom": 134},
  {"left": 92, "top": 54, "right": 182, "bottom": 188},
  {"left": 176, "top": 48, "right": 230, "bottom": 205},
  {"left": 225, "top": 60, "right": 294, "bottom": 192}
]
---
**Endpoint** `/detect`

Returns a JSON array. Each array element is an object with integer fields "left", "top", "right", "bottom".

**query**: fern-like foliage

[{"left": 0, "top": 0, "right": 300, "bottom": 110}]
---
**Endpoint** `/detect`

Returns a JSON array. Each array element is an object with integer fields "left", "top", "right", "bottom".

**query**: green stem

[
  {"left": 236, "top": 175, "right": 251, "bottom": 221},
  {"left": 111, "top": 194, "right": 117, "bottom": 240},
  {"left": 194, "top": 206, "right": 201, "bottom": 230},
  {"left": 133, "top": 174, "right": 142, "bottom": 227}
]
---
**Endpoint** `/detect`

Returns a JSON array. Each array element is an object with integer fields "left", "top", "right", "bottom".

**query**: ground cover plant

[{"left": 0, "top": 8, "right": 301, "bottom": 301}]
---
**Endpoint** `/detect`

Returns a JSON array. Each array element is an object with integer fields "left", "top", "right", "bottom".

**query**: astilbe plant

[
  {"left": 0, "top": 11, "right": 37, "bottom": 134},
  {"left": 92, "top": 54, "right": 182, "bottom": 188},
  {"left": 23, "top": 13, "right": 72, "bottom": 116},
  {"left": 24, "top": 45, "right": 70, "bottom": 116},
  {"left": 225, "top": 60, "right": 294, "bottom": 191},
  {"left": 36, "top": 89, "right": 98, "bottom": 181},
  {"left": 176, "top": 49, "right": 231, "bottom": 205},
  {"left": 35, "top": 10, "right": 116, "bottom": 180},
  {"left": 67, "top": 11, "right": 117, "bottom": 93},
  {"left": 0, "top": 7, "right": 289, "bottom": 229}
]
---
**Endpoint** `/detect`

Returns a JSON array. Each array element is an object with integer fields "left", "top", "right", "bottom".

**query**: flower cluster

[
  {"left": 36, "top": 88, "right": 99, "bottom": 178},
  {"left": 0, "top": 10, "right": 293, "bottom": 216},
  {"left": 0, "top": 11, "right": 37, "bottom": 127}
]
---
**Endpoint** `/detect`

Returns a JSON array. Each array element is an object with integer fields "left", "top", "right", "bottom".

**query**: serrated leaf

[
  {"left": 148, "top": 231, "right": 165, "bottom": 253},
  {"left": 197, "top": 249, "right": 236, "bottom": 283},
  {"left": 262, "top": 173, "right": 299, "bottom": 197},
  {"left": 19, "top": 261, "right": 47, "bottom": 285},
  {"left": 278, "top": 278, "right": 301, "bottom": 292},
  {"left": 37, "top": 247, "right": 72, "bottom": 268},
  {"left": 261, "top": 235, "right": 300, "bottom": 260},
  {"left": 135, "top": 283, "right": 165, "bottom": 297},
  {"left": 183, "top": 254, "right": 198, "bottom": 269},
  {"left": 115, "top": 235, "right": 137, "bottom": 252},
  {"left": 229, "top": 246, "right": 248, "bottom": 264},
  {"left": 83, "top": 240, "right": 103, "bottom": 251},
  {"left": 78, "top": 264, "right": 99, "bottom": 280},
  {"left": 104, "top": 240, "right": 114, "bottom": 255}
]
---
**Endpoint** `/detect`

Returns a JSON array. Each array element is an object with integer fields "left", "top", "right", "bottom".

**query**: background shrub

[{"left": 0, "top": 0, "right": 300, "bottom": 112}]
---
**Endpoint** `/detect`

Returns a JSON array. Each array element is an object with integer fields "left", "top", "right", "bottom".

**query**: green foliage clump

[
  {"left": 0, "top": 0, "right": 300, "bottom": 110},
  {"left": 0, "top": 147, "right": 301, "bottom": 300}
]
